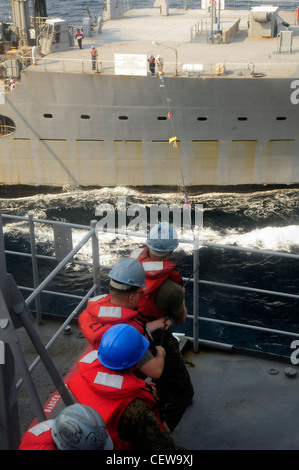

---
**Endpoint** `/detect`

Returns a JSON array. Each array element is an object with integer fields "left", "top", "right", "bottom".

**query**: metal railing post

[
  {"left": 0, "top": 203, "right": 7, "bottom": 291},
  {"left": 0, "top": 344, "right": 20, "bottom": 450},
  {"left": 91, "top": 220, "right": 101, "bottom": 295},
  {"left": 193, "top": 237, "right": 199, "bottom": 353},
  {"left": 28, "top": 213, "right": 42, "bottom": 323},
  {"left": 24, "top": 227, "right": 95, "bottom": 307}
]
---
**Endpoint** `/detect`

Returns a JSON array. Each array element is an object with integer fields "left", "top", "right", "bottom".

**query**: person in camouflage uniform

[
  {"left": 118, "top": 396, "right": 184, "bottom": 450},
  {"left": 69, "top": 324, "right": 185, "bottom": 450}
]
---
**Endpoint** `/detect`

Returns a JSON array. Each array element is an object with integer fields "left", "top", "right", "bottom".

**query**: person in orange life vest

[
  {"left": 131, "top": 221, "right": 187, "bottom": 325},
  {"left": 91, "top": 45, "right": 98, "bottom": 71},
  {"left": 78, "top": 257, "right": 170, "bottom": 380},
  {"left": 130, "top": 222, "right": 194, "bottom": 432},
  {"left": 68, "top": 324, "right": 185, "bottom": 450},
  {"left": 19, "top": 404, "right": 113, "bottom": 450},
  {"left": 148, "top": 54, "right": 155, "bottom": 75},
  {"left": 75, "top": 28, "right": 83, "bottom": 49}
]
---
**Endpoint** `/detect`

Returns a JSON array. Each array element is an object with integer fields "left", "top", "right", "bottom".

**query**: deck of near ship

[
  {"left": 17, "top": 318, "right": 299, "bottom": 450},
  {"left": 28, "top": 8, "right": 299, "bottom": 78}
]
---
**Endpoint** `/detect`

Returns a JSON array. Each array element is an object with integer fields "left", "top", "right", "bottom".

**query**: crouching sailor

[
  {"left": 68, "top": 324, "right": 186, "bottom": 450},
  {"left": 78, "top": 257, "right": 170, "bottom": 380},
  {"left": 19, "top": 404, "right": 113, "bottom": 450}
]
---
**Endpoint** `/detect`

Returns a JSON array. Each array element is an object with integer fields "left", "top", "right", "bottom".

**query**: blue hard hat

[
  {"left": 146, "top": 221, "right": 179, "bottom": 253},
  {"left": 98, "top": 324, "right": 149, "bottom": 370},
  {"left": 52, "top": 404, "right": 113, "bottom": 450},
  {"left": 108, "top": 258, "right": 145, "bottom": 288}
]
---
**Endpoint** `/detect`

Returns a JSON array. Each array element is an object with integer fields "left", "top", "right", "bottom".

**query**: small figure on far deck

[
  {"left": 75, "top": 28, "right": 84, "bottom": 49},
  {"left": 91, "top": 45, "right": 98, "bottom": 71},
  {"left": 156, "top": 55, "right": 164, "bottom": 75},
  {"left": 148, "top": 54, "right": 156, "bottom": 75}
]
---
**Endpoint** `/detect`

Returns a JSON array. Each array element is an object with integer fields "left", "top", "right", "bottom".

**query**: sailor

[
  {"left": 78, "top": 257, "right": 169, "bottom": 380},
  {"left": 19, "top": 404, "right": 113, "bottom": 450},
  {"left": 74, "top": 28, "right": 83, "bottom": 49},
  {"left": 132, "top": 222, "right": 186, "bottom": 324},
  {"left": 9, "top": 76, "right": 16, "bottom": 91},
  {"left": 68, "top": 324, "right": 185, "bottom": 450},
  {"left": 91, "top": 45, "right": 98, "bottom": 71},
  {"left": 148, "top": 54, "right": 156, "bottom": 75},
  {"left": 156, "top": 55, "right": 164, "bottom": 75},
  {"left": 130, "top": 221, "right": 194, "bottom": 431}
]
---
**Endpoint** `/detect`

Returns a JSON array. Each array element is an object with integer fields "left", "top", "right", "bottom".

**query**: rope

[{"left": 157, "top": 75, "right": 192, "bottom": 228}]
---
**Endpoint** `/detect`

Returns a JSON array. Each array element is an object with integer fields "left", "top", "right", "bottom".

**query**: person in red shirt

[
  {"left": 74, "top": 29, "right": 83, "bottom": 49},
  {"left": 19, "top": 404, "right": 113, "bottom": 450}
]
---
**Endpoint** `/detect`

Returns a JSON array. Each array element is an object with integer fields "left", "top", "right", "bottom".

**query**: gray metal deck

[
  {"left": 173, "top": 346, "right": 299, "bottom": 450},
  {"left": 28, "top": 8, "right": 299, "bottom": 78},
  {"left": 17, "top": 324, "right": 299, "bottom": 450}
]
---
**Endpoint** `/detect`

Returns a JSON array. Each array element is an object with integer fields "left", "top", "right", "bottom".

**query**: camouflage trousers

[{"left": 152, "top": 328, "right": 194, "bottom": 432}]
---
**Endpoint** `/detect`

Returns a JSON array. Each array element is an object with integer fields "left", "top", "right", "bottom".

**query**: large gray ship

[{"left": 1, "top": 0, "right": 299, "bottom": 188}]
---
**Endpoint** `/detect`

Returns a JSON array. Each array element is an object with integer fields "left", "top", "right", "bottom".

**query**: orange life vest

[
  {"left": 19, "top": 421, "right": 57, "bottom": 450},
  {"left": 78, "top": 294, "right": 148, "bottom": 349},
  {"left": 130, "top": 247, "right": 183, "bottom": 321},
  {"left": 68, "top": 350, "right": 162, "bottom": 450}
]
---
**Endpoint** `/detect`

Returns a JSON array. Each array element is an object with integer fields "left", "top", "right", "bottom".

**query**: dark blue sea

[{"left": 1, "top": 0, "right": 299, "bottom": 360}]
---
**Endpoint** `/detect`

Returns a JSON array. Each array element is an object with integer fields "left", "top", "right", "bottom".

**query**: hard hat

[
  {"left": 98, "top": 324, "right": 149, "bottom": 370},
  {"left": 52, "top": 404, "right": 113, "bottom": 450},
  {"left": 108, "top": 258, "right": 145, "bottom": 289},
  {"left": 92, "top": 45, "right": 95, "bottom": 48},
  {"left": 146, "top": 221, "right": 179, "bottom": 253}
]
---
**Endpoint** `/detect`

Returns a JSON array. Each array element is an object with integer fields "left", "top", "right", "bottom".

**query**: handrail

[
  {"left": 19, "top": 53, "right": 299, "bottom": 77},
  {"left": 1, "top": 211, "right": 299, "bottom": 358},
  {"left": 16, "top": 284, "right": 97, "bottom": 390}
]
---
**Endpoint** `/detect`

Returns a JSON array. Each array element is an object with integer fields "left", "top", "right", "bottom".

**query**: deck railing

[
  {"left": 1, "top": 209, "right": 299, "bottom": 357},
  {"left": 18, "top": 53, "right": 299, "bottom": 78}
]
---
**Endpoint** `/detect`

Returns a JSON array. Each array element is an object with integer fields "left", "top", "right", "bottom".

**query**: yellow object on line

[{"left": 169, "top": 136, "right": 177, "bottom": 143}]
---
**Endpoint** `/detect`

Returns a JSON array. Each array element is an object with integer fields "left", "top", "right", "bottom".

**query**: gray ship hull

[
  {"left": 1, "top": 71, "right": 299, "bottom": 187},
  {"left": 2, "top": 4, "right": 299, "bottom": 188}
]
